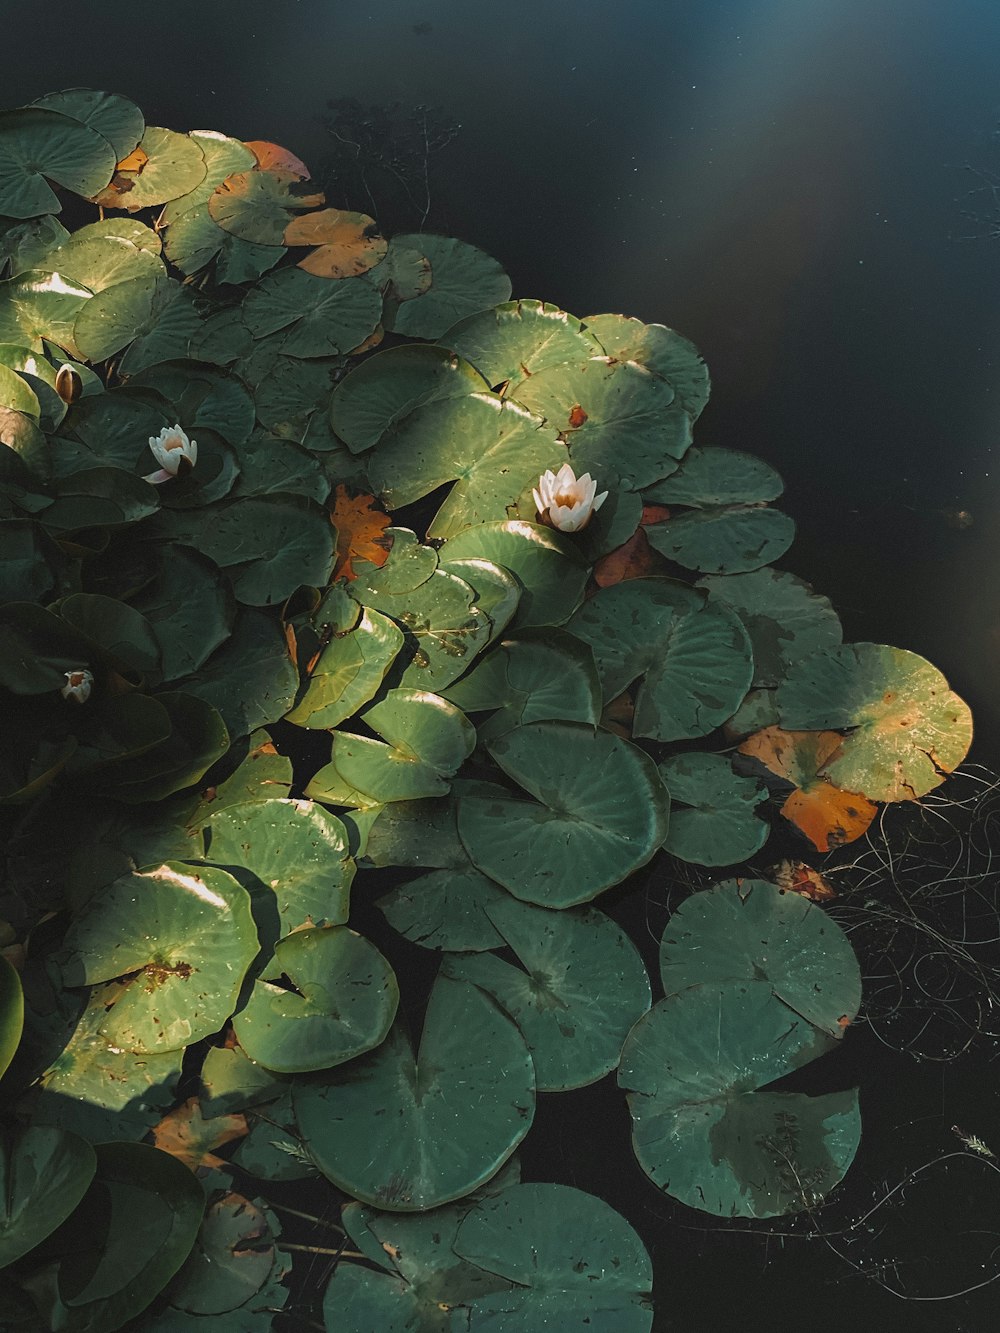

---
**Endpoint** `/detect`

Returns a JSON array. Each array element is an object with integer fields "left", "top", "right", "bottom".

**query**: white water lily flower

[
  {"left": 144, "top": 424, "right": 197, "bottom": 484},
  {"left": 60, "top": 668, "right": 93, "bottom": 704},
  {"left": 533, "top": 463, "right": 608, "bottom": 533}
]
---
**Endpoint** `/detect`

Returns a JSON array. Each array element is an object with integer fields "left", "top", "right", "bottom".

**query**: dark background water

[{"left": 8, "top": 2, "right": 1000, "bottom": 1328}]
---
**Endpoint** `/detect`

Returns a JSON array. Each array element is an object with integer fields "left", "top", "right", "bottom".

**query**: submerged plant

[{"left": 0, "top": 88, "right": 974, "bottom": 1330}]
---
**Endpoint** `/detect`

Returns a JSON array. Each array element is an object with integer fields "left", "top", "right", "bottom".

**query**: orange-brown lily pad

[
  {"left": 243, "top": 140, "right": 311, "bottom": 178},
  {"left": 284, "top": 208, "right": 388, "bottom": 278},
  {"left": 208, "top": 169, "right": 325, "bottom": 246},
  {"left": 331, "top": 485, "right": 393, "bottom": 581},
  {"left": 151, "top": 1096, "right": 248, "bottom": 1172},
  {"left": 739, "top": 726, "right": 878, "bottom": 851}
]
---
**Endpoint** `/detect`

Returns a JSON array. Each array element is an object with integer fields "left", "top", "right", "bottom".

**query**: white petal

[{"left": 593, "top": 490, "right": 608, "bottom": 512}]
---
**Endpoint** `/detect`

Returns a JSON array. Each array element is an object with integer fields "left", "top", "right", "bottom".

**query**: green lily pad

[
  {"left": 697, "top": 568, "right": 842, "bottom": 689},
  {"left": 0, "top": 214, "right": 69, "bottom": 275},
  {"left": 362, "top": 794, "right": 469, "bottom": 871},
  {"left": 164, "top": 1190, "right": 282, "bottom": 1316},
  {"left": 366, "top": 236, "right": 433, "bottom": 302},
  {"left": 251, "top": 356, "right": 342, "bottom": 444},
  {"left": 512, "top": 357, "right": 691, "bottom": 489},
  {"left": 155, "top": 495, "right": 334, "bottom": 605},
  {"left": 130, "top": 359, "right": 255, "bottom": 447},
  {"left": 293, "top": 974, "right": 534, "bottom": 1211},
  {"left": 20, "top": 1141, "right": 204, "bottom": 1333},
  {"left": 160, "top": 131, "right": 258, "bottom": 227},
  {"left": 286, "top": 598, "right": 404, "bottom": 730},
  {"left": 107, "top": 691, "right": 230, "bottom": 804},
  {"left": 643, "top": 446, "right": 782, "bottom": 507},
  {"left": 308, "top": 689, "right": 475, "bottom": 807},
  {"left": 452, "top": 1182, "right": 654, "bottom": 1331},
  {"left": 349, "top": 545, "right": 493, "bottom": 691},
  {"left": 329, "top": 343, "right": 487, "bottom": 454},
  {"left": 443, "top": 300, "right": 601, "bottom": 391},
  {"left": 200, "top": 1043, "right": 286, "bottom": 1117},
  {"left": 205, "top": 797, "right": 355, "bottom": 935},
  {"left": 567, "top": 577, "right": 753, "bottom": 741},
  {"left": 208, "top": 168, "right": 323, "bottom": 245},
  {"left": 178, "top": 609, "right": 298, "bottom": 739},
  {"left": 243, "top": 266, "right": 382, "bottom": 358},
  {"left": 0, "top": 951, "right": 23, "bottom": 1078},
  {"left": 378, "top": 867, "right": 510, "bottom": 952},
  {"left": 385, "top": 235, "right": 512, "bottom": 338},
  {"left": 0, "top": 107, "right": 117, "bottom": 218},
  {"left": 31, "top": 89, "right": 142, "bottom": 161},
  {"left": 232, "top": 925, "right": 398, "bottom": 1074},
  {"left": 618, "top": 981, "right": 861, "bottom": 1217},
  {"left": 367, "top": 390, "right": 565, "bottom": 539},
  {"left": 644, "top": 505, "right": 795, "bottom": 575},
  {"left": 54, "top": 590, "right": 160, "bottom": 677},
  {"left": 659, "top": 753, "right": 769, "bottom": 866},
  {"left": 32, "top": 980, "right": 183, "bottom": 1142},
  {"left": 585, "top": 312, "right": 710, "bottom": 420},
  {"left": 60, "top": 861, "right": 258, "bottom": 1053},
  {"left": 129, "top": 544, "right": 235, "bottom": 684},
  {"left": 228, "top": 1088, "right": 315, "bottom": 1182},
  {"left": 659, "top": 879, "right": 861, "bottom": 1035},
  {"left": 437, "top": 520, "right": 589, "bottom": 631},
  {"left": 776, "top": 642, "right": 974, "bottom": 802},
  {"left": 437, "top": 556, "right": 520, "bottom": 646},
  {"left": 43, "top": 229, "right": 162, "bottom": 296},
  {"left": 75, "top": 274, "right": 201, "bottom": 369},
  {"left": 95, "top": 126, "right": 207, "bottom": 212},
  {"left": 444, "top": 897, "right": 651, "bottom": 1091},
  {"left": 163, "top": 203, "right": 282, "bottom": 283},
  {"left": 443, "top": 628, "right": 601, "bottom": 741},
  {"left": 0, "top": 269, "right": 93, "bottom": 355},
  {"left": 457, "top": 721, "right": 669, "bottom": 908},
  {"left": 0, "top": 1125, "right": 96, "bottom": 1268}
]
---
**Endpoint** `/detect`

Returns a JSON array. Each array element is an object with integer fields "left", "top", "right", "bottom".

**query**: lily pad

[
  {"left": 74, "top": 274, "right": 201, "bottom": 369},
  {"left": 378, "top": 867, "right": 511, "bottom": 952},
  {"left": 178, "top": 609, "right": 299, "bottom": 739},
  {"left": 618, "top": 981, "right": 861, "bottom": 1218},
  {"left": 0, "top": 1124, "right": 96, "bottom": 1268},
  {"left": 644, "top": 505, "right": 795, "bottom": 575},
  {"left": 437, "top": 520, "right": 589, "bottom": 631},
  {"left": 512, "top": 357, "right": 691, "bottom": 489},
  {"left": 285, "top": 207, "right": 387, "bottom": 278},
  {"left": 159, "top": 130, "right": 257, "bottom": 227},
  {"left": 658, "top": 878, "right": 862, "bottom": 1035},
  {"left": 367, "top": 390, "right": 565, "bottom": 539},
  {"left": 443, "top": 299, "right": 601, "bottom": 391},
  {"left": 697, "top": 568, "right": 842, "bottom": 688},
  {"left": 329, "top": 343, "right": 487, "bottom": 454},
  {"left": 0, "top": 107, "right": 117, "bottom": 218},
  {"left": 775, "top": 642, "right": 974, "bottom": 802},
  {"left": 243, "top": 265, "right": 382, "bottom": 358},
  {"left": 443, "top": 628, "right": 602, "bottom": 740},
  {"left": 205, "top": 797, "right": 355, "bottom": 936},
  {"left": 0, "top": 269, "right": 93, "bottom": 355},
  {"left": 164, "top": 1190, "right": 282, "bottom": 1316},
  {"left": 659, "top": 752, "right": 769, "bottom": 865},
  {"left": 567, "top": 577, "right": 753, "bottom": 741},
  {"left": 208, "top": 168, "right": 324, "bottom": 245},
  {"left": 385, "top": 234, "right": 512, "bottom": 338},
  {"left": 308, "top": 689, "right": 475, "bottom": 806},
  {"left": 457, "top": 721, "right": 669, "bottom": 908},
  {"left": 163, "top": 204, "right": 282, "bottom": 283},
  {"left": 452, "top": 1182, "right": 654, "bottom": 1331},
  {"left": 20, "top": 1141, "right": 204, "bottom": 1333},
  {"left": 60, "top": 861, "right": 258, "bottom": 1053},
  {"left": 93, "top": 126, "right": 207, "bottom": 212},
  {"left": 286, "top": 601, "right": 404, "bottom": 730},
  {"left": 585, "top": 312, "right": 710, "bottom": 420},
  {"left": 293, "top": 974, "right": 534, "bottom": 1211},
  {"left": 0, "top": 950, "right": 24, "bottom": 1078},
  {"left": 129, "top": 544, "right": 235, "bottom": 684},
  {"left": 31, "top": 89, "right": 143, "bottom": 163},
  {"left": 643, "top": 446, "right": 783, "bottom": 507},
  {"left": 232, "top": 925, "right": 398, "bottom": 1073},
  {"left": 445, "top": 897, "right": 651, "bottom": 1090}
]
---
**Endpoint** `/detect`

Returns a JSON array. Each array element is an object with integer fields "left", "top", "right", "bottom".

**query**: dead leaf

[
  {"left": 244, "top": 139, "right": 311, "bottom": 178},
  {"left": 600, "top": 691, "right": 635, "bottom": 738},
  {"left": 117, "top": 146, "right": 149, "bottom": 173},
  {"left": 331, "top": 485, "right": 393, "bottom": 582},
  {"left": 151, "top": 1096, "right": 248, "bottom": 1172},
  {"left": 769, "top": 858, "right": 838, "bottom": 902},
  {"left": 592, "top": 528, "right": 661, "bottom": 587},
  {"left": 347, "top": 325, "right": 385, "bottom": 356},
  {"left": 640, "top": 503, "right": 671, "bottom": 525},
  {"left": 739, "top": 726, "right": 878, "bottom": 851}
]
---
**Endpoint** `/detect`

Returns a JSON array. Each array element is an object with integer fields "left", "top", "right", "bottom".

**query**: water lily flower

[
  {"left": 60, "top": 668, "right": 93, "bottom": 704},
  {"left": 533, "top": 463, "right": 608, "bottom": 533},
  {"left": 144, "top": 424, "right": 197, "bottom": 484}
]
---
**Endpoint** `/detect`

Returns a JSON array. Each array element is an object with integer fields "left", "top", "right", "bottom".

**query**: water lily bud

[
  {"left": 54, "top": 363, "right": 83, "bottom": 405},
  {"left": 144, "top": 424, "right": 197, "bottom": 484},
  {"left": 60, "top": 668, "right": 93, "bottom": 704},
  {"left": 533, "top": 462, "right": 608, "bottom": 533}
]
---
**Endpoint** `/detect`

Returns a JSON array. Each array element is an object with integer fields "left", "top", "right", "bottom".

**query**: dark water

[{"left": 10, "top": 2, "right": 1000, "bottom": 1328}]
